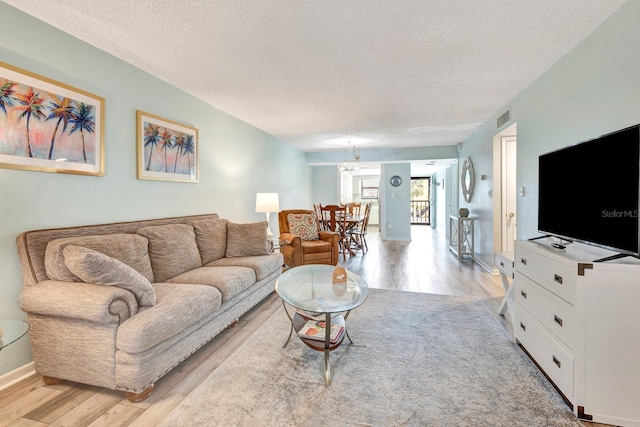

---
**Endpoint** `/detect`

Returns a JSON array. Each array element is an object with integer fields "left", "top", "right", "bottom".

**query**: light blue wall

[
  {"left": 381, "top": 163, "right": 411, "bottom": 240},
  {"left": 459, "top": 1, "right": 640, "bottom": 268},
  {"left": 0, "top": 3, "right": 309, "bottom": 376},
  {"left": 311, "top": 166, "right": 339, "bottom": 205}
]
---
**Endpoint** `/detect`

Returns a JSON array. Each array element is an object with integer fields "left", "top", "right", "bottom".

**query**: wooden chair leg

[{"left": 343, "top": 237, "right": 350, "bottom": 258}]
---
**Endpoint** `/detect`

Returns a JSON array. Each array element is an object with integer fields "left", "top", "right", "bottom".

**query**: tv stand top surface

[{"left": 523, "top": 236, "right": 640, "bottom": 265}]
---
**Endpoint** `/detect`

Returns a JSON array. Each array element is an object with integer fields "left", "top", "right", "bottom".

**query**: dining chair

[
  {"left": 344, "top": 202, "right": 361, "bottom": 216},
  {"left": 319, "top": 204, "right": 349, "bottom": 259},
  {"left": 349, "top": 202, "right": 372, "bottom": 253},
  {"left": 313, "top": 203, "right": 325, "bottom": 231}
]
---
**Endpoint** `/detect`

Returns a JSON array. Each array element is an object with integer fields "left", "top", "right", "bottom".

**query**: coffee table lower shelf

[
  {"left": 293, "top": 312, "right": 347, "bottom": 351},
  {"left": 282, "top": 308, "right": 351, "bottom": 385}
]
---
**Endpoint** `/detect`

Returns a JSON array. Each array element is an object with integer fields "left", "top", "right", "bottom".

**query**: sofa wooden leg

[
  {"left": 125, "top": 384, "right": 154, "bottom": 402},
  {"left": 227, "top": 319, "right": 239, "bottom": 328},
  {"left": 42, "top": 376, "right": 63, "bottom": 385}
]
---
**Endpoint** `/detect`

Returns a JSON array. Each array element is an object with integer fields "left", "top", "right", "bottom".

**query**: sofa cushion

[
  {"left": 45, "top": 234, "right": 154, "bottom": 283},
  {"left": 225, "top": 221, "right": 269, "bottom": 257},
  {"left": 207, "top": 252, "right": 283, "bottom": 281},
  {"left": 62, "top": 245, "right": 156, "bottom": 306},
  {"left": 137, "top": 224, "right": 202, "bottom": 283},
  {"left": 189, "top": 218, "right": 229, "bottom": 264},
  {"left": 117, "top": 282, "right": 222, "bottom": 354},
  {"left": 287, "top": 213, "right": 319, "bottom": 241},
  {"left": 167, "top": 266, "right": 255, "bottom": 302}
]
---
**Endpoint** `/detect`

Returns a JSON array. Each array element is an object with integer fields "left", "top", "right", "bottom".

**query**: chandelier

[{"left": 337, "top": 142, "right": 361, "bottom": 172}]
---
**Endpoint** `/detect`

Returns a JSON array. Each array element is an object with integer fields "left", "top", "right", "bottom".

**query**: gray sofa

[{"left": 16, "top": 213, "right": 283, "bottom": 402}]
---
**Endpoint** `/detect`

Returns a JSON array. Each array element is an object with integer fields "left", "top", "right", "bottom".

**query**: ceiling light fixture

[{"left": 337, "top": 141, "right": 361, "bottom": 173}]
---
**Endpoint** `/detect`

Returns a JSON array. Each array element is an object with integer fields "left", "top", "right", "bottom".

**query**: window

[{"left": 361, "top": 179, "right": 379, "bottom": 199}]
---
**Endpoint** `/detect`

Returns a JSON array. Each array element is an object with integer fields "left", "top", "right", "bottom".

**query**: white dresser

[{"left": 514, "top": 239, "right": 640, "bottom": 427}]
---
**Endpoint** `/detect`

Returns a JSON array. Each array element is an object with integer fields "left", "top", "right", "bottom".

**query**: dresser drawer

[
  {"left": 514, "top": 305, "right": 574, "bottom": 398},
  {"left": 515, "top": 245, "right": 576, "bottom": 305},
  {"left": 494, "top": 251, "right": 514, "bottom": 277},
  {"left": 515, "top": 273, "right": 576, "bottom": 349}
]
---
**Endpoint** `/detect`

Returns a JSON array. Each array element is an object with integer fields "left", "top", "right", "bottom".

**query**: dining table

[{"left": 319, "top": 210, "right": 364, "bottom": 256}]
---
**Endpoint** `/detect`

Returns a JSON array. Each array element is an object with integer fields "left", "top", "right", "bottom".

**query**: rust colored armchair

[{"left": 278, "top": 209, "right": 339, "bottom": 268}]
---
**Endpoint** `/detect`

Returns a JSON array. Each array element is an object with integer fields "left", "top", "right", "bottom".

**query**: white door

[
  {"left": 501, "top": 136, "right": 517, "bottom": 251},
  {"left": 446, "top": 160, "right": 458, "bottom": 237},
  {"left": 340, "top": 172, "right": 353, "bottom": 204}
]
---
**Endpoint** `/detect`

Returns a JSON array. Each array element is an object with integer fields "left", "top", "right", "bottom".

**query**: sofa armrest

[
  {"left": 19, "top": 280, "right": 139, "bottom": 325},
  {"left": 279, "top": 232, "right": 301, "bottom": 246},
  {"left": 319, "top": 231, "right": 338, "bottom": 242}
]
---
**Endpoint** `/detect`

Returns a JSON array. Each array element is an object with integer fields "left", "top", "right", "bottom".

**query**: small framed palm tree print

[
  {"left": 136, "top": 110, "right": 199, "bottom": 183},
  {"left": 0, "top": 61, "right": 104, "bottom": 176}
]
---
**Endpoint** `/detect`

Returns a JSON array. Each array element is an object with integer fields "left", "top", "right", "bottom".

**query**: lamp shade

[{"left": 255, "top": 193, "right": 280, "bottom": 213}]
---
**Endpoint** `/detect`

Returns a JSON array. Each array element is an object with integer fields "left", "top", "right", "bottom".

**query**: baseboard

[
  {"left": 474, "top": 256, "right": 495, "bottom": 274},
  {"left": 0, "top": 362, "right": 36, "bottom": 391}
]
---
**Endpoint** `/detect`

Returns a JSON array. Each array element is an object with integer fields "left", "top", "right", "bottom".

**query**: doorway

[
  {"left": 410, "top": 177, "right": 431, "bottom": 224},
  {"left": 493, "top": 124, "right": 517, "bottom": 253}
]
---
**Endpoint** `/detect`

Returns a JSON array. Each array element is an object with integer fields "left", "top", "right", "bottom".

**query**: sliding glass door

[{"left": 410, "top": 177, "right": 430, "bottom": 225}]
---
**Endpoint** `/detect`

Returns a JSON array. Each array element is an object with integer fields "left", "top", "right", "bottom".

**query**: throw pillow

[
  {"left": 225, "top": 221, "right": 269, "bottom": 257},
  {"left": 189, "top": 218, "right": 229, "bottom": 264},
  {"left": 137, "top": 223, "right": 202, "bottom": 283},
  {"left": 45, "top": 234, "right": 154, "bottom": 283},
  {"left": 62, "top": 245, "right": 156, "bottom": 306},
  {"left": 287, "top": 213, "right": 319, "bottom": 241}
]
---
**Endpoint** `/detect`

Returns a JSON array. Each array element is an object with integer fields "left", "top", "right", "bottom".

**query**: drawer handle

[
  {"left": 554, "top": 274, "right": 563, "bottom": 284},
  {"left": 553, "top": 355, "right": 562, "bottom": 369},
  {"left": 520, "top": 290, "right": 527, "bottom": 299},
  {"left": 520, "top": 258, "right": 527, "bottom": 265},
  {"left": 520, "top": 322, "right": 526, "bottom": 331},
  {"left": 500, "top": 261, "right": 505, "bottom": 267},
  {"left": 554, "top": 315, "right": 563, "bottom": 327}
]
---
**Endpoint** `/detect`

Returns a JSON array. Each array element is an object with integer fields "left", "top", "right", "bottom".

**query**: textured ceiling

[{"left": 2, "top": 0, "right": 626, "bottom": 152}]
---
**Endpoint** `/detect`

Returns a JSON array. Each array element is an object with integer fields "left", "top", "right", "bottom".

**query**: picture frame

[
  {"left": 0, "top": 61, "right": 105, "bottom": 176},
  {"left": 136, "top": 110, "right": 199, "bottom": 183}
]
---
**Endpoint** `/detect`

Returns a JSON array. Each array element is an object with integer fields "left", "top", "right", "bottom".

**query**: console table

[{"left": 449, "top": 216, "right": 474, "bottom": 260}]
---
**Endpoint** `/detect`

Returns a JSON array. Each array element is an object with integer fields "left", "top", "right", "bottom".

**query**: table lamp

[{"left": 255, "top": 193, "right": 280, "bottom": 241}]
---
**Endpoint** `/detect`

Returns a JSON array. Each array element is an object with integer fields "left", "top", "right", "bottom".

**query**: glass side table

[
  {"left": 0, "top": 319, "right": 30, "bottom": 351},
  {"left": 275, "top": 265, "right": 369, "bottom": 385}
]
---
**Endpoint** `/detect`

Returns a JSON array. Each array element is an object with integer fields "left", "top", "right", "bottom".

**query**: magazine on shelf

[{"left": 298, "top": 319, "right": 344, "bottom": 343}]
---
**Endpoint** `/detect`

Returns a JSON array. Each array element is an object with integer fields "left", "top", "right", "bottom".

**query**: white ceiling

[{"left": 2, "top": 1, "right": 626, "bottom": 153}]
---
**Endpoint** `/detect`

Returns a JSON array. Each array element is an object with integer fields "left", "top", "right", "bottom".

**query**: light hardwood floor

[{"left": 0, "top": 225, "right": 609, "bottom": 426}]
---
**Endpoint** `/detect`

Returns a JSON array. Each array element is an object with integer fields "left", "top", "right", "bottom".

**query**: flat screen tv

[{"left": 538, "top": 124, "right": 640, "bottom": 258}]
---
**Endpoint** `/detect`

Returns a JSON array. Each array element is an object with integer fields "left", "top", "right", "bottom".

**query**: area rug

[{"left": 159, "top": 289, "right": 581, "bottom": 427}]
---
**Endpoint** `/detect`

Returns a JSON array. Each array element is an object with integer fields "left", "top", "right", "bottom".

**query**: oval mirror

[{"left": 461, "top": 157, "right": 475, "bottom": 203}]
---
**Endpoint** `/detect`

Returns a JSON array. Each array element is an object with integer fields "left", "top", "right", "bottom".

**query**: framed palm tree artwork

[
  {"left": 0, "top": 61, "right": 104, "bottom": 176},
  {"left": 136, "top": 110, "right": 199, "bottom": 183}
]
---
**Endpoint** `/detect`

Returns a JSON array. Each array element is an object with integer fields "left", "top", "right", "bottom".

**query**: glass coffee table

[{"left": 275, "top": 265, "right": 368, "bottom": 385}]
